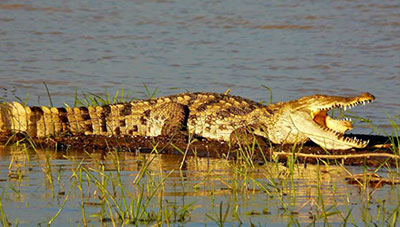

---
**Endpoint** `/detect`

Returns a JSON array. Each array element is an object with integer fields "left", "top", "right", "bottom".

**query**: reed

[
  {"left": 206, "top": 201, "right": 230, "bottom": 226},
  {"left": 0, "top": 87, "right": 399, "bottom": 226},
  {"left": 0, "top": 191, "right": 9, "bottom": 227}
]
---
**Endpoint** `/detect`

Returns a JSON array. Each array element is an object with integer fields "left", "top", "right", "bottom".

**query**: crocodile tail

[
  {"left": 0, "top": 102, "right": 32, "bottom": 136},
  {"left": 0, "top": 103, "right": 12, "bottom": 134},
  {"left": 0, "top": 102, "right": 143, "bottom": 138},
  {"left": 37, "top": 106, "right": 97, "bottom": 137},
  {"left": 0, "top": 102, "right": 94, "bottom": 138}
]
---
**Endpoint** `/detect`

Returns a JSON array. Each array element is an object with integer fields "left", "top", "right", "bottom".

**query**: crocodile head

[{"left": 268, "top": 92, "right": 375, "bottom": 150}]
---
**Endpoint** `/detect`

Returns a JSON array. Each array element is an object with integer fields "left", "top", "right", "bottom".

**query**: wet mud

[
  {"left": 0, "top": 132, "right": 398, "bottom": 167},
  {"left": 345, "top": 173, "right": 400, "bottom": 188}
]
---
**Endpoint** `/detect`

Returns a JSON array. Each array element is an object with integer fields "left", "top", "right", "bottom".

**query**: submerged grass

[
  {"left": 1, "top": 138, "right": 400, "bottom": 226},
  {"left": 0, "top": 191, "right": 9, "bottom": 227}
]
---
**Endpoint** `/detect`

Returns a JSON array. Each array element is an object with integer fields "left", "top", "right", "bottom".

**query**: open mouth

[{"left": 311, "top": 93, "right": 375, "bottom": 148}]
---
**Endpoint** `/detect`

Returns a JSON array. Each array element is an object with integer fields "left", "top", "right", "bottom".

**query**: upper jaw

[{"left": 314, "top": 92, "right": 375, "bottom": 112}]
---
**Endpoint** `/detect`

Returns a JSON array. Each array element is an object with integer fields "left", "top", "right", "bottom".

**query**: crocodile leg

[
  {"left": 229, "top": 125, "right": 268, "bottom": 146},
  {"left": 230, "top": 126, "right": 255, "bottom": 145},
  {"left": 145, "top": 102, "right": 188, "bottom": 136}
]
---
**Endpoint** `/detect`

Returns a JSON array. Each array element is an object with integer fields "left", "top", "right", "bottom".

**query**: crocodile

[{"left": 0, "top": 91, "right": 375, "bottom": 150}]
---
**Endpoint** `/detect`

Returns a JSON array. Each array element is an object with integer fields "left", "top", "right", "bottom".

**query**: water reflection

[{"left": 2, "top": 144, "right": 398, "bottom": 225}]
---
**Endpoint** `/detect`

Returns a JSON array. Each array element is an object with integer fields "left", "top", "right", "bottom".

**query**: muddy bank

[{"left": 0, "top": 132, "right": 398, "bottom": 167}]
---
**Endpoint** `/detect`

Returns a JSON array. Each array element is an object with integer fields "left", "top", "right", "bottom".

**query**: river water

[
  {"left": 1, "top": 147, "right": 399, "bottom": 226},
  {"left": 0, "top": 0, "right": 399, "bottom": 134},
  {"left": 0, "top": 1, "right": 400, "bottom": 225}
]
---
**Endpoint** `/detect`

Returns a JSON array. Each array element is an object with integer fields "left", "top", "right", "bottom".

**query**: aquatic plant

[{"left": 0, "top": 87, "right": 399, "bottom": 226}]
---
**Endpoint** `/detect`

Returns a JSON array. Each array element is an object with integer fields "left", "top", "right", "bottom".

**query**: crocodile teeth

[
  {"left": 338, "top": 135, "right": 369, "bottom": 146},
  {"left": 318, "top": 121, "right": 369, "bottom": 147},
  {"left": 313, "top": 93, "right": 375, "bottom": 148}
]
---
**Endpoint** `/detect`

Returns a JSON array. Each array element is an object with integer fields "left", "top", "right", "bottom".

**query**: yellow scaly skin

[{"left": 0, "top": 92, "right": 375, "bottom": 150}]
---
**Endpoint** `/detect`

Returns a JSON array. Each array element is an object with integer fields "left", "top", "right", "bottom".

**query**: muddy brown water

[
  {"left": 1, "top": 145, "right": 399, "bottom": 226},
  {"left": 0, "top": 133, "right": 399, "bottom": 225},
  {"left": 0, "top": 0, "right": 400, "bottom": 225}
]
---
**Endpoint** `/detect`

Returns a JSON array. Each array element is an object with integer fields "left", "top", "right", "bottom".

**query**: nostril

[{"left": 360, "top": 92, "right": 375, "bottom": 100}]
